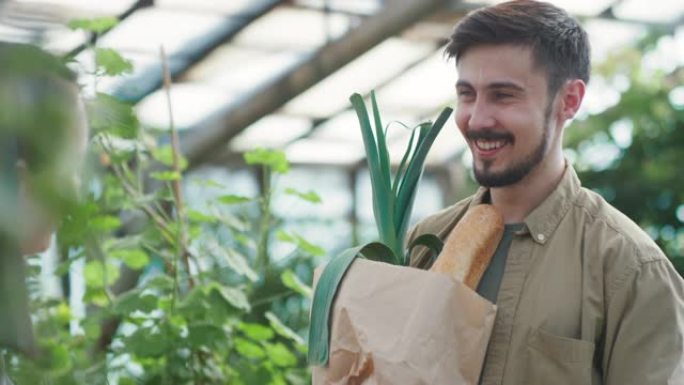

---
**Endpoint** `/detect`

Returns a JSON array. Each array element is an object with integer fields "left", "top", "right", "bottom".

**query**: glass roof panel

[
  {"left": 231, "top": 6, "right": 353, "bottom": 51},
  {"left": 156, "top": 0, "right": 270, "bottom": 16},
  {"left": 42, "top": 27, "right": 87, "bottom": 54},
  {"left": 293, "top": 0, "right": 382, "bottom": 15},
  {"left": 538, "top": 0, "right": 616, "bottom": 16},
  {"left": 310, "top": 111, "right": 363, "bottom": 143},
  {"left": 285, "top": 139, "right": 363, "bottom": 165},
  {"left": 183, "top": 45, "right": 304, "bottom": 93},
  {"left": 461, "top": 0, "right": 617, "bottom": 16},
  {"left": 375, "top": 50, "right": 457, "bottom": 115},
  {"left": 98, "top": 7, "right": 238, "bottom": 58},
  {"left": 311, "top": 109, "right": 414, "bottom": 147},
  {"left": 74, "top": 50, "right": 188, "bottom": 101},
  {"left": 13, "top": 0, "right": 137, "bottom": 16},
  {"left": 282, "top": 38, "right": 435, "bottom": 118},
  {"left": 613, "top": 0, "right": 684, "bottom": 23},
  {"left": 230, "top": 114, "right": 312, "bottom": 152},
  {"left": 136, "top": 83, "right": 238, "bottom": 130},
  {"left": 0, "top": 22, "right": 35, "bottom": 44}
]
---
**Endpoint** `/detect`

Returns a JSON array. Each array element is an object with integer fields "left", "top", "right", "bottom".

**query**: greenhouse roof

[{"left": 1, "top": 0, "right": 682, "bottom": 169}]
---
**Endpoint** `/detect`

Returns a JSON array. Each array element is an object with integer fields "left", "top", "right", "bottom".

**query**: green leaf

[
  {"left": 234, "top": 337, "right": 265, "bottom": 359},
  {"left": 281, "top": 269, "right": 312, "bottom": 299},
  {"left": 191, "top": 178, "right": 226, "bottom": 189},
  {"left": 178, "top": 286, "right": 208, "bottom": 319},
  {"left": 187, "top": 323, "right": 225, "bottom": 348},
  {"left": 187, "top": 209, "right": 218, "bottom": 224},
  {"left": 119, "top": 378, "right": 137, "bottom": 385},
  {"left": 394, "top": 107, "right": 451, "bottom": 264},
  {"left": 90, "top": 215, "right": 121, "bottom": 232},
  {"left": 205, "top": 283, "right": 250, "bottom": 312},
  {"left": 276, "top": 230, "right": 325, "bottom": 257},
  {"left": 212, "top": 243, "right": 258, "bottom": 282},
  {"left": 350, "top": 93, "right": 399, "bottom": 261},
  {"left": 151, "top": 145, "right": 188, "bottom": 170},
  {"left": 95, "top": 48, "right": 133, "bottom": 76},
  {"left": 217, "top": 195, "right": 252, "bottom": 205},
  {"left": 392, "top": 124, "right": 421, "bottom": 196},
  {"left": 83, "top": 260, "right": 120, "bottom": 289},
  {"left": 35, "top": 342, "right": 71, "bottom": 376},
  {"left": 408, "top": 233, "right": 444, "bottom": 269},
  {"left": 238, "top": 322, "right": 275, "bottom": 341},
  {"left": 126, "top": 328, "right": 170, "bottom": 357},
  {"left": 308, "top": 242, "right": 395, "bottom": 365},
  {"left": 87, "top": 93, "right": 139, "bottom": 139},
  {"left": 84, "top": 287, "right": 109, "bottom": 307},
  {"left": 150, "top": 171, "right": 181, "bottom": 181},
  {"left": 265, "top": 312, "right": 304, "bottom": 346},
  {"left": 371, "top": 91, "right": 392, "bottom": 207},
  {"left": 68, "top": 17, "right": 118, "bottom": 33},
  {"left": 284, "top": 187, "right": 321, "bottom": 204},
  {"left": 111, "top": 249, "right": 149, "bottom": 270},
  {"left": 244, "top": 148, "right": 290, "bottom": 174},
  {"left": 54, "top": 302, "right": 71, "bottom": 325},
  {"left": 145, "top": 275, "right": 174, "bottom": 291},
  {"left": 112, "top": 291, "right": 157, "bottom": 315},
  {"left": 265, "top": 343, "right": 297, "bottom": 367}
]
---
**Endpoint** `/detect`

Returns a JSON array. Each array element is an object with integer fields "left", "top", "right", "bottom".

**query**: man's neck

[{"left": 488, "top": 154, "right": 566, "bottom": 224}]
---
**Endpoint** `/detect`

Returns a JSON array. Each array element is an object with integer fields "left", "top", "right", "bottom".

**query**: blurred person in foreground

[
  {"left": 407, "top": 1, "right": 684, "bottom": 384},
  {"left": 0, "top": 42, "right": 88, "bottom": 380}
]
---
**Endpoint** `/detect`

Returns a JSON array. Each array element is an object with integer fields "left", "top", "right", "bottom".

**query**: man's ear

[{"left": 559, "top": 79, "right": 586, "bottom": 121}]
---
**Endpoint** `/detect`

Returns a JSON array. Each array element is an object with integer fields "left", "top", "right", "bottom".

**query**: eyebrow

[{"left": 456, "top": 80, "right": 525, "bottom": 92}]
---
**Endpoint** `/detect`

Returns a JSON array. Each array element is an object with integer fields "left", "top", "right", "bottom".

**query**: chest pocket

[{"left": 525, "top": 328, "right": 595, "bottom": 385}]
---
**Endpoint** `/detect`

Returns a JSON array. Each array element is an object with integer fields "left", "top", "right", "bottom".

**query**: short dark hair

[{"left": 445, "top": 0, "right": 590, "bottom": 97}]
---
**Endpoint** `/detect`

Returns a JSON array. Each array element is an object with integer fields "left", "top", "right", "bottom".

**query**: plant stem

[
  {"left": 256, "top": 165, "right": 272, "bottom": 270},
  {"left": 160, "top": 46, "right": 194, "bottom": 295}
]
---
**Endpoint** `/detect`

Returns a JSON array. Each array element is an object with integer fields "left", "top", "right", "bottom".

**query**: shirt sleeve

[{"left": 603, "top": 258, "right": 684, "bottom": 385}]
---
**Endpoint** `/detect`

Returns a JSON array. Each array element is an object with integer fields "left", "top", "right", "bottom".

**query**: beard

[{"left": 470, "top": 105, "right": 552, "bottom": 188}]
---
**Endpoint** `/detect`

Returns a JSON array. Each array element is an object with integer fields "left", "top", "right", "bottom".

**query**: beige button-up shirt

[{"left": 407, "top": 165, "right": 684, "bottom": 385}]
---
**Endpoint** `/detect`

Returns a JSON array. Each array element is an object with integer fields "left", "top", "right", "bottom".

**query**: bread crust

[{"left": 430, "top": 204, "right": 504, "bottom": 290}]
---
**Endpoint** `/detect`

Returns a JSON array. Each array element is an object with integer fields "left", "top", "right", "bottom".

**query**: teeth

[{"left": 475, "top": 139, "right": 506, "bottom": 151}]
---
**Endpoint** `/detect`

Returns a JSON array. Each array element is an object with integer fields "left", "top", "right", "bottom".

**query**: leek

[
  {"left": 308, "top": 91, "right": 452, "bottom": 366},
  {"left": 351, "top": 91, "right": 452, "bottom": 266}
]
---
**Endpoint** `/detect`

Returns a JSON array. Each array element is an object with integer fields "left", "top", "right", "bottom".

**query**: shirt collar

[{"left": 467, "top": 164, "right": 582, "bottom": 244}]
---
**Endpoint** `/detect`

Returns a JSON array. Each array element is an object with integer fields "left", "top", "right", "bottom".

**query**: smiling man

[{"left": 407, "top": 1, "right": 684, "bottom": 384}]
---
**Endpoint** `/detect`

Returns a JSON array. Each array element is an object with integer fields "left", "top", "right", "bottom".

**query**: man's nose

[{"left": 467, "top": 99, "right": 496, "bottom": 130}]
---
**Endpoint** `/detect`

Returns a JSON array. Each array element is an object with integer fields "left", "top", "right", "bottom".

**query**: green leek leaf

[
  {"left": 308, "top": 242, "right": 395, "bottom": 366},
  {"left": 394, "top": 108, "right": 452, "bottom": 263},
  {"left": 408, "top": 233, "right": 444, "bottom": 269},
  {"left": 350, "top": 94, "right": 399, "bottom": 257}
]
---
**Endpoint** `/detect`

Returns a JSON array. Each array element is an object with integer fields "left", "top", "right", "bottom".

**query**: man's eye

[
  {"left": 494, "top": 92, "right": 513, "bottom": 99},
  {"left": 457, "top": 90, "right": 474, "bottom": 98}
]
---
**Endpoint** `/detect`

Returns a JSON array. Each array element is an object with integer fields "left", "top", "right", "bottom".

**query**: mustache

[{"left": 466, "top": 130, "right": 514, "bottom": 142}]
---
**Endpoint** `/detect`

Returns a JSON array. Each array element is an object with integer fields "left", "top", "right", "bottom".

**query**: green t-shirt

[{"left": 475, "top": 223, "right": 524, "bottom": 303}]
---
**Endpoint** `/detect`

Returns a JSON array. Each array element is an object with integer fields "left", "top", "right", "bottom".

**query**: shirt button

[{"left": 537, "top": 233, "right": 545, "bottom": 242}]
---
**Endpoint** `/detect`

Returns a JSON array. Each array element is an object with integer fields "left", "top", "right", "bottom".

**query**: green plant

[{"left": 3, "top": 17, "right": 319, "bottom": 385}]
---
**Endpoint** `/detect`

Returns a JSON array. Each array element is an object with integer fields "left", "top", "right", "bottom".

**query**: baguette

[{"left": 430, "top": 204, "right": 504, "bottom": 289}]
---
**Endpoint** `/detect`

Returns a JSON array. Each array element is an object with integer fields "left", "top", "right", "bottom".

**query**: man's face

[{"left": 455, "top": 44, "right": 560, "bottom": 187}]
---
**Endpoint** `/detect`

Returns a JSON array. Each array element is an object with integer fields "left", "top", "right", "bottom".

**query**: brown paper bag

[{"left": 312, "top": 258, "right": 496, "bottom": 385}]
